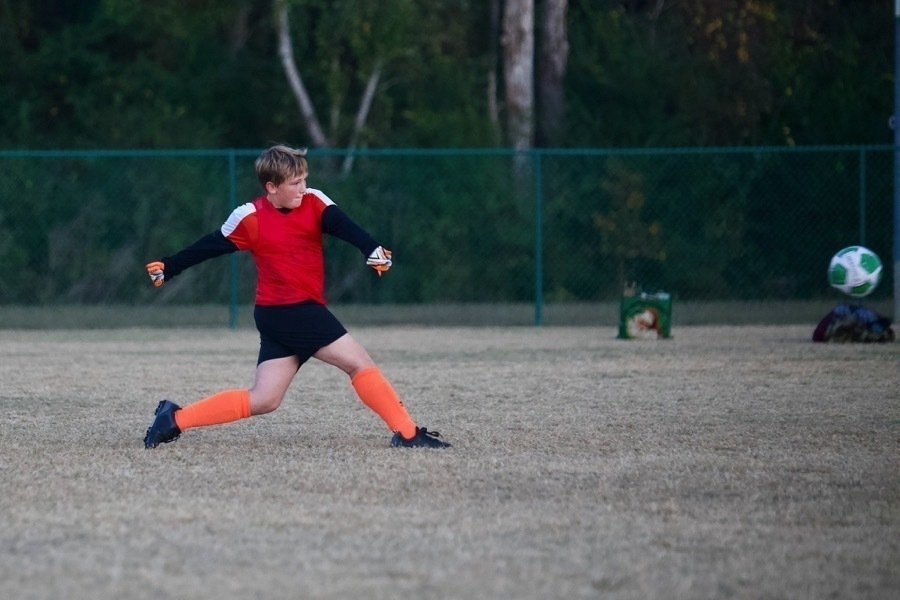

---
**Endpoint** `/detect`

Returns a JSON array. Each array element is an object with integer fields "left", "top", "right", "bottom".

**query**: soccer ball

[{"left": 827, "top": 246, "right": 882, "bottom": 297}]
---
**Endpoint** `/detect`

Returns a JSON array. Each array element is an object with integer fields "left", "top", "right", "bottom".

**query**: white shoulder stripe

[
  {"left": 307, "top": 188, "right": 335, "bottom": 206},
  {"left": 221, "top": 202, "right": 257, "bottom": 236}
]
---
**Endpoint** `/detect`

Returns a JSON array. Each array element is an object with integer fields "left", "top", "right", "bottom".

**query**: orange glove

[
  {"left": 146, "top": 261, "right": 165, "bottom": 287},
  {"left": 366, "top": 247, "right": 392, "bottom": 277}
]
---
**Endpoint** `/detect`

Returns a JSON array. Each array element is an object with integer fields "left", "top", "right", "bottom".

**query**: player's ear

[{"left": 265, "top": 181, "right": 278, "bottom": 194}]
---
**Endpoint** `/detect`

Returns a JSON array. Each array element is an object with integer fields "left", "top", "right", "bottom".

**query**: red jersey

[
  {"left": 162, "top": 188, "right": 380, "bottom": 306},
  {"left": 223, "top": 192, "right": 331, "bottom": 305}
]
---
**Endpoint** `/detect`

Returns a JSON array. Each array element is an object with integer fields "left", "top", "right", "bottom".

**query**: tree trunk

[
  {"left": 501, "top": 0, "right": 534, "bottom": 151},
  {"left": 537, "top": 0, "right": 568, "bottom": 146},
  {"left": 486, "top": 0, "right": 502, "bottom": 141}
]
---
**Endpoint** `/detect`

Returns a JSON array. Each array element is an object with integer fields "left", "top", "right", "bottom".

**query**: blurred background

[{"left": 0, "top": 0, "right": 894, "bottom": 326}]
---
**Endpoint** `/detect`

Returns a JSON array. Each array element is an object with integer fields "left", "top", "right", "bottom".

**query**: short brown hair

[{"left": 255, "top": 144, "right": 309, "bottom": 188}]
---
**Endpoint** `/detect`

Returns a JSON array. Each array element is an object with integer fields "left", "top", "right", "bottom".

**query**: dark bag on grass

[{"left": 812, "top": 303, "right": 895, "bottom": 343}]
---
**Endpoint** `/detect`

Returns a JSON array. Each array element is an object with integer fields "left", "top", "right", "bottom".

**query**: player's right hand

[{"left": 146, "top": 261, "right": 165, "bottom": 287}]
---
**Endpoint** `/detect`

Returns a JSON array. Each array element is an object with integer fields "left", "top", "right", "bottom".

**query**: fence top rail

[{"left": 0, "top": 144, "right": 893, "bottom": 160}]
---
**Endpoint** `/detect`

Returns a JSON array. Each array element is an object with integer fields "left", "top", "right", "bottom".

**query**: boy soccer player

[{"left": 143, "top": 144, "right": 450, "bottom": 449}]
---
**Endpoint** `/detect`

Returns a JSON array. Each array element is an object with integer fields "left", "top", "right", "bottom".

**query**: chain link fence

[{"left": 0, "top": 146, "right": 893, "bottom": 327}]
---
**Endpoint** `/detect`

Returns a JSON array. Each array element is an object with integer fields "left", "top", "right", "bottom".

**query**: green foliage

[
  {"left": 0, "top": 2, "right": 892, "bottom": 307},
  {"left": 0, "top": 0, "right": 890, "bottom": 149},
  {"left": 592, "top": 160, "right": 664, "bottom": 286},
  {"left": 565, "top": 0, "right": 891, "bottom": 147},
  {"left": 3, "top": 1, "right": 253, "bottom": 147},
  {"left": 0, "top": 153, "right": 238, "bottom": 303}
]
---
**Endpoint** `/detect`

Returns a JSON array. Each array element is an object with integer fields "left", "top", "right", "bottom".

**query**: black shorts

[{"left": 254, "top": 302, "right": 348, "bottom": 366}]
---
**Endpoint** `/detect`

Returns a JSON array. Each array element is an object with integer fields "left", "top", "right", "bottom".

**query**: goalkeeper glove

[
  {"left": 366, "top": 246, "right": 392, "bottom": 277},
  {"left": 146, "top": 261, "right": 165, "bottom": 287}
]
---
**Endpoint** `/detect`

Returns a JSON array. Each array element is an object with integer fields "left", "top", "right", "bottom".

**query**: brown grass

[{"left": 0, "top": 326, "right": 898, "bottom": 599}]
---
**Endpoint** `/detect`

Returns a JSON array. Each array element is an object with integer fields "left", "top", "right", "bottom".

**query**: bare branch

[
  {"left": 341, "top": 59, "right": 383, "bottom": 176},
  {"left": 276, "top": 2, "right": 329, "bottom": 148}
]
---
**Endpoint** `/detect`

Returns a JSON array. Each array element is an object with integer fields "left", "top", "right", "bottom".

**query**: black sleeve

[
  {"left": 321, "top": 204, "right": 380, "bottom": 256},
  {"left": 161, "top": 230, "right": 240, "bottom": 280}
]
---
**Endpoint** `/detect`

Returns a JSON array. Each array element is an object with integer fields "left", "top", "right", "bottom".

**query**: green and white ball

[{"left": 827, "top": 246, "right": 882, "bottom": 298}]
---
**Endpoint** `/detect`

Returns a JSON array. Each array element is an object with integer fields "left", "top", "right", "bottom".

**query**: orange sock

[
  {"left": 173, "top": 389, "right": 251, "bottom": 431},
  {"left": 351, "top": 367, "right": 417, "bottom": 438}
]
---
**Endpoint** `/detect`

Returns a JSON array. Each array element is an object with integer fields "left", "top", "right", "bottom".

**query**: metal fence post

[
  {"left": 533, "top": 150, "right": 543, "bottom": 326},
  {"left": 895, "top": 1, "right": 900, "bottom": 320},
  {"left": 859, "top": 146, "right": 866, "bottom": 246}
]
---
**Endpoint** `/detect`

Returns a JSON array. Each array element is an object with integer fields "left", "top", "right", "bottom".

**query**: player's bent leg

[
  {"left": 143, "top": 356, "right": 298, "bottom": 448},
  {"left": 249, "top": 355, "right": 301, "bottom": 415}
]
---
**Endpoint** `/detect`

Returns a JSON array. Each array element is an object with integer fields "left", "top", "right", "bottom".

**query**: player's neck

[{"left": 265, "top": 195, "right": 294, "bottom": 214}]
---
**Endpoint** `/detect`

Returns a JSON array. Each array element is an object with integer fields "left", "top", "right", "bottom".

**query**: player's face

[{"left": 267, "top": 173, "right": 308, "bottom": 210}]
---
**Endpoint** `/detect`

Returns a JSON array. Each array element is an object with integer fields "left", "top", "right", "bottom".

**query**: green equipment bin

[{"left": 618, "top": 291, "right": 672, "bottom": 339}]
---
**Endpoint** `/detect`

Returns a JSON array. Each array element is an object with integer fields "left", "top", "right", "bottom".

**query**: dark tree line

[{"left": 0, "top": 0, "right": 892, "bottom": 150}]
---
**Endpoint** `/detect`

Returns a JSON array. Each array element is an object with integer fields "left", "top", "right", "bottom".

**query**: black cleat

[
  {"left": 390, "top": 427, "right": 452, "bottom": 449},
  {"left": 144, "top": 400, "right": 182, "bottom": 449}
]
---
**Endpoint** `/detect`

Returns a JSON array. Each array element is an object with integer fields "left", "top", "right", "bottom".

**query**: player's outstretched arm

[{"left": 145, "top": 230, "right": 240, "bottom": 287}]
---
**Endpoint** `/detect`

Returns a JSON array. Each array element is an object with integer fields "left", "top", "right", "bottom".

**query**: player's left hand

[
  {"left": 146, "top": 261, "right": 165, "bottom": 287},
  {"left": 366, "top": 247, "right": 392, "bottom": 277}
]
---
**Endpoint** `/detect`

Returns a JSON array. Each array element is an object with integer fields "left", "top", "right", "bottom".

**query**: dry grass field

[{"left": 1, "top": 325, "right": 897, "bottom": 599}]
